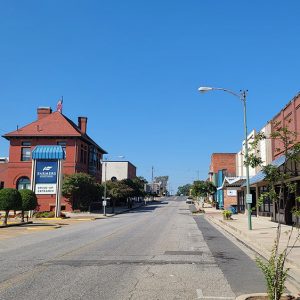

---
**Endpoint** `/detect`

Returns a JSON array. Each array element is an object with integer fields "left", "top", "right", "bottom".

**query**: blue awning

[
  {"left": 32, "top": 145, "right": 65, "bottom": 160},
  {"left": 242, "top": 155, "right": 286, "bottom": 186}
]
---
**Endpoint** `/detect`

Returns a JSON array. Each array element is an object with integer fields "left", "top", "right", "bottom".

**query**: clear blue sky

[{"left": 1, "top": 1, "right": 300, "bottom": 193}]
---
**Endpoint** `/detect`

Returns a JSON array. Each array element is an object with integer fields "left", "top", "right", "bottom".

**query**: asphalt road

[{"left": 0, "top": 196, "right": 265, "bottom": 300}]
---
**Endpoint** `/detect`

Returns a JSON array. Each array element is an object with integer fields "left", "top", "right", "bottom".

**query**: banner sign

[{"left": 35, "top": 160, "right": 58, "bottom": 194}]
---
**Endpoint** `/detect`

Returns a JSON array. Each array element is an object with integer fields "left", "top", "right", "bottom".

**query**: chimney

[
  {"left": 78, "top": 117, "right": 87, "bottom": 134},
  {"left": 37, "top": 107, "right": 52, "bottom": 120}
]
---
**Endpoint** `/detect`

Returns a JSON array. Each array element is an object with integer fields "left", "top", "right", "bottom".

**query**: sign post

[{"left": 32, "top": 146, "right": 65, "bottom": 218}]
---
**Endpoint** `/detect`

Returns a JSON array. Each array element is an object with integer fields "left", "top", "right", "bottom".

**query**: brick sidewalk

[{"left": 202, "top": 205, "right": 300, "bottom": 291}]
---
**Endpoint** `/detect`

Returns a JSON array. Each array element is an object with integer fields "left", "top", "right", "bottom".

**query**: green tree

[
  {"left": 176, "top": 184, "right": 192, "bottom": 196},
  {"left": 245, "top": 122, "right": 300, "bottom": 300},
  {"left": 62, "top": 173, "right": 102, "bottom": 211},
  {"left": 124, "top": 177, "right": 147, "bottom": 198},
  {"left": 19, "top": 189, "right": 38, "bottom": 222},
  {"left": 105, "top": 180, "right": 134, "bottom": 213},
  {"left": 191, "top": 181, "right": 216, "bottom": 199},
  {"left": 0, "top": 188, "right": 22, "bottom": 226}
]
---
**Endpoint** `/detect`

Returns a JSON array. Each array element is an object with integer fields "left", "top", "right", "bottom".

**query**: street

[{"left": 0, "top": 197, "right": 266, "bottom": 300}]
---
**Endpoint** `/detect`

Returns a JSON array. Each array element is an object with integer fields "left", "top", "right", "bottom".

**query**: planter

[{"left": 236, "top": 293, "right": 297, "bottom": 300}]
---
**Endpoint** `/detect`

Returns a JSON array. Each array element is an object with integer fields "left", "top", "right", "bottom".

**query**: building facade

[
  {"left": 271, "top": 92, "right": 300, "bottom": 160},
  {"left": 209, "top": 153, "right": 237, "bottom": 209},
  {"left": 2, "top": 107, "right": 107, "bottom": 211},
  {"left": 0, "top": 157, "right": 8, "bottom": 189},
  {"left": 102, "top": 161, "right": 136, "bottom": 182}
]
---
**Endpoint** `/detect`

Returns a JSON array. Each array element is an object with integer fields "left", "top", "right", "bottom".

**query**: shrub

[
  {"left": 19, "top": 189, "right": 38, "bottom": 222},
  {"left": 222, "top": 210, "right": 232, "bottom": 220},
  {"left": 33, "top": 211, "right": 55, "bottom": 218},
  {"left": 0, "top": 188, "right": 22, "bottom": 225}
]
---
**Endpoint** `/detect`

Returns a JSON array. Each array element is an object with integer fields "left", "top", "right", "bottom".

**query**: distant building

[
  {"left": 2, "top": 106, "right": 107, "bottom": 211},
  {"left": 153, "top": 176, "right": 168, "bottom": 196},
  {"left": 208, "top": 153, "right": 236, "bottom": 210},
  {"left": 102, "top": 161, "right": 136, "bottom": 182},
  {"left": 0, "top": 157, "right": 8, "bottom": 189}
]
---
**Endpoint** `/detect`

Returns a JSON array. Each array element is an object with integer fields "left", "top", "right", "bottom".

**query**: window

[
  {"left": 0, "top": 181, "right": 4, "bottom": 189},
  {"left": 17, "top": 177, "right": 31, "bottom": 190},
  {"left": 57, "top": 141, "right": 67, "bottom": 156},
  {"left": 21, "top": 142, "right": 31, "bottom": 161}
]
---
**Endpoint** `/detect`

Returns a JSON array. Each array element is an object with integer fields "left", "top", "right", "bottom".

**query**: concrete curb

[{"left": 0, "top": 221, "right": 33, "bottom": 228}]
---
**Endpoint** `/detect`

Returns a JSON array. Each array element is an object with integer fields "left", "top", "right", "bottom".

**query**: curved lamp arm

[{"left": 198, "top": 86, "right": 247, "bottom": 101}]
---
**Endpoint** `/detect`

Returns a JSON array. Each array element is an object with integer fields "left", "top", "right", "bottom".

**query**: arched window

[{"left": 17, "top": 177, "right": 31, "bottom": 190}]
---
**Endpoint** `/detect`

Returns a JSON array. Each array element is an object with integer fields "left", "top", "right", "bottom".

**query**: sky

[{"left": 0, "top": 1, "right": 300, "bottom": 194}]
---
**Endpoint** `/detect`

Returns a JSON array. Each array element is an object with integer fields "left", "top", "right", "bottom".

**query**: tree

[
  {"left": 105, "top": 180, "right": 134, "bottom": 213},
  {"left": 62, "top": 173, "right": 102, "bottom": 211},
  {"left": 19, "top": 189, "right": 38, "bottom": 222},
  {"left": 245, "top": 122, "right": 300, "bottom": 300},
  {"left": 176, "top": 184, "right": 192, "bottom": 196},
  {"left": 0, "top": 188, "right": 22, "bottom": 226},
  {"left": 191, "top": 181, "right": 216, "bottom": 199}
]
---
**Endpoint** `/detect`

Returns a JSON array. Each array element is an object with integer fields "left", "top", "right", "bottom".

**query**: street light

[{"left": 198, "top": 86, "right": 252, "bottom": 230}]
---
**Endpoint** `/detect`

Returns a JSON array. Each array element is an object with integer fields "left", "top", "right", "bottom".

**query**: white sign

[
  {"left": 246, "top": 193, "right": 252, "bottom": 204},
  {"left": 103, "top": 200, "right": 107, "bottom": 206},
  {"left": 227, "top": 190, "right": 237, "bottom": 197},
  {"left": 35, "top": 184, "right": 57, "bottom": 195}
]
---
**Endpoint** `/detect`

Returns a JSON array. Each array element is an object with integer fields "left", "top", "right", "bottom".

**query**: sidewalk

[
  {"left": 64, "top": 201, "right": 146, "bottom": 219},
  {"left": 202, "top": 205, "right": 300, "bottom": 291},
  {"left": 0, "top": 202, "right": 146, "bottom": 240}
]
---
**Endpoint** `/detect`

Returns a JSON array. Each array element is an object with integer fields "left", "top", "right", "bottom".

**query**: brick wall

[
  {"left": 272, "top": 93, "right": 300, "bottom": 160},
  {"left": 223, "top": 190, "right": 238, "bottom": 209},
  {"left": 209, "top": 153, "right": 237, "bottom": 176}
]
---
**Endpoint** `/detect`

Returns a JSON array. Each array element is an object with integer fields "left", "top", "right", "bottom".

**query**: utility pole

[{"left": 151, "top": 166, "right": 154, "bottom": 199}]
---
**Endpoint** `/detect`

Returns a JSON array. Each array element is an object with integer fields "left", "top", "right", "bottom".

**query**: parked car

[{"left": 186, "top": 197, "right": 193, "bottom": 204}]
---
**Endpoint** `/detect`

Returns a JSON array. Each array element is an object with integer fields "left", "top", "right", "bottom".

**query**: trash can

[{"left": 229, "top": 205, "right": 238, "bottom": 214}]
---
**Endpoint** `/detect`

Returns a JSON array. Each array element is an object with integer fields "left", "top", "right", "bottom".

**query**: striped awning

[{"left": 32, "top": 145, "right": 65, "bottom": 160}]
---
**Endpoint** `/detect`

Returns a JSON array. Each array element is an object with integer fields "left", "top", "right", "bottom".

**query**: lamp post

[{"left": 198, "top": 86, "right": 252, "bottom": 230}]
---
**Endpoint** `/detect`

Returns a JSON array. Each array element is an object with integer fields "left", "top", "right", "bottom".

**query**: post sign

[
  {"left": 246, "top": 193, "right": 252, "bottom": 204},
  {"left": 102, "top": 200, "right": 107, "bottom": 206},
  {"left": 35, "top": 160, "right": 58, "bottom": 194},
  {"left": 227, "top": 190, "right": 237, "bottom": 197}
]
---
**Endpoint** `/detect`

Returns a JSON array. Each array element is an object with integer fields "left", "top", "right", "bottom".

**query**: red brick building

[
  {"left": 209, "top": 153, "right": 236, "bottom": 175},
  {"left": 208, "top": 153, "right": 237, "bottom": 209},
  {"left": 271, "top": 92, "right": 300, "bottom": 160},
  {"left": 0, "top": 158, "right": 8, "bottom": 189},
  {"left": 2, "top": 107, "right": 107, "bottom": 211}
]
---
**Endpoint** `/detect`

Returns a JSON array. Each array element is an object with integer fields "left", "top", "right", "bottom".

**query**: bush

[
  {"left": 222, "top": 210, "right": 232, "bottom": 220},
  {"left": 19, "top": 189, "right": 38, "bottom": 222},
  {"left": 33, "top": 211, "right": 55, "bottom": 218},
  {"left": 0, "top": 188, "right": 22, "bottom": 225}
]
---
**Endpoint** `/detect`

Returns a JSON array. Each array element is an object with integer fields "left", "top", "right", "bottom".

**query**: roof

[
  {"left": 32, "top": 145, "right": 65, "bottom": 160},
  {"left": 3, "top": 111, "right": 107, "bottom": 154},
  {"left": 242, "top": 155, "right": 286, "bottom": 187},
  {"left": 217, "top": 176, "right": 246, "bottom": 190}
]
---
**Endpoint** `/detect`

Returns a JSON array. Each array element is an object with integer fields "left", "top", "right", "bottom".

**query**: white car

[{"left": 185, "top": 198, "right": 193, "bottom": 204}]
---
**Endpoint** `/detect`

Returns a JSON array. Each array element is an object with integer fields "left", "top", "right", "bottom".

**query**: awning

[
  {"left": 242, "top": 155, "right": 286, "bottom": 187},
  {"left": 217, "top": 176, "right": 246, "bottom": 190},
  {"left": 32, "top": 145, "right": 65, "bottom": 160}
]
